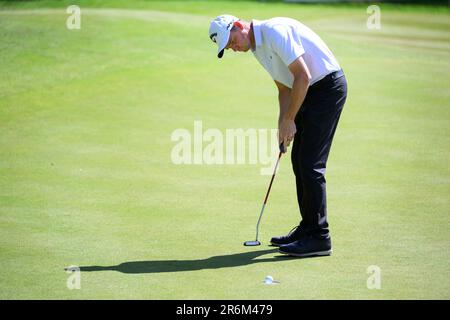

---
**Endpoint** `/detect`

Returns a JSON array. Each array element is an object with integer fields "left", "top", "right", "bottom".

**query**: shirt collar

[{"left": 251, "top": 19, "right": 262, "bottom": 51}]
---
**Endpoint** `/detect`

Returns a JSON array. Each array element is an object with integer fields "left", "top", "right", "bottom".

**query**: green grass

[{"left": 1, "top": 0, "right": 449, "bottom": 299}]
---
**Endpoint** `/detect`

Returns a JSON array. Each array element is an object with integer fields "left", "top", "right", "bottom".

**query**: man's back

[{"left": 253, "top": 17, "right": 341, "bottom": 86}]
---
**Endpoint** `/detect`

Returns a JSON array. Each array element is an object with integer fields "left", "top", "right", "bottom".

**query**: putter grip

[{"left": 279, "top": 142, "right": 286, "bottom": 153}]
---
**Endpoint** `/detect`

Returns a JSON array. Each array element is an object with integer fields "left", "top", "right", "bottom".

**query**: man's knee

[{"left": 299, "top": 161, "right": 327, "bottom": 182}]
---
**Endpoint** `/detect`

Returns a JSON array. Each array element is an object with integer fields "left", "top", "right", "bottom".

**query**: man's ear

[{"left": 233, "top": 21, "right": 244, "bottom": 30}]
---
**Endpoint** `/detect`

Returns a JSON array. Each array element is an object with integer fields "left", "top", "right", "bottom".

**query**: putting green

[{"left": 0, "top": 1, "right": 449, "bottom": 299}]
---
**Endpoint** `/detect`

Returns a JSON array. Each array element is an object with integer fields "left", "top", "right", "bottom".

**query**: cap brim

[{"left": 217, "top": 32, "right": 230, "bottom": 59}]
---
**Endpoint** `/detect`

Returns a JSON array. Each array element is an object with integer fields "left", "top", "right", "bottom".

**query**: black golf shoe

[
  {"left": 270, "top": 225, "right": 307, "bottom": 247},
  {"left": 278, "top": 235, "right": 332, "bottom": 257}
]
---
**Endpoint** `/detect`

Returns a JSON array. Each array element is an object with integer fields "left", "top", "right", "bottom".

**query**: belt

[
  {"left": 326, "top": 69, "right": 344, "bottom": 81},
  {"left": 310, "top": 69, "right": 345, "bottom": 88}
]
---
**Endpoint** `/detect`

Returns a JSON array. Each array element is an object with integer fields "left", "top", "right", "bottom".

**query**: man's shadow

[{"left": 77, "top": 249, "right": 295, "bottom": 274}]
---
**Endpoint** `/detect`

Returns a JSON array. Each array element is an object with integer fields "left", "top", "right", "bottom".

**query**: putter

[{"left": 244, "top": 142, "right": 286, "bottom": 246}]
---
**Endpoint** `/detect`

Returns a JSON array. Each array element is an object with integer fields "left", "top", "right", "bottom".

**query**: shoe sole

[{"left": 278, "top": 249, "right": 332, "bottom": 257}]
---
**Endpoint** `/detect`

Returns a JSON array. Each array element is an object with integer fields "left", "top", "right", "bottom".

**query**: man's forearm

[
  {"left": 284, "top": 76, "right": 309, "bottom": 120},
  {"left": 278, "top": 90, "right": 291, "bottom": 125}
]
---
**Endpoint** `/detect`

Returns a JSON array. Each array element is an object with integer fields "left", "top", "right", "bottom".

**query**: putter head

[{"left": 243, "top": 240, "right": 261, "bottom": 246}]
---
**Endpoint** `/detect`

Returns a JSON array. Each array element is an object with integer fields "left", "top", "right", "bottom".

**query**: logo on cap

[{"left": 209, "top": 32, "right": 218, "bottom": 43}]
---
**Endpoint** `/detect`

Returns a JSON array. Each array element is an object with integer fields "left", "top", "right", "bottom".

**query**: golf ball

[{"left": 264, "top": 275, "right": 273, "bottom": 284}]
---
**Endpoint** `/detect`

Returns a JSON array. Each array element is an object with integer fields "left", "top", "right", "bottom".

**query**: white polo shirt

[{"left": 251, "top": 17, "right": 341, "bottom": 88}]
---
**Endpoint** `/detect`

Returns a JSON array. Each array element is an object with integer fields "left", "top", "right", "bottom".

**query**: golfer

[{"left": 209, "top": 15, "right": 347, "bottom": 257}]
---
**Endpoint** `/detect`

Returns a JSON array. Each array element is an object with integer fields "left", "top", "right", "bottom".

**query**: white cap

[{"left": 209, "top": 14, "right": 239, "bottom": 58}]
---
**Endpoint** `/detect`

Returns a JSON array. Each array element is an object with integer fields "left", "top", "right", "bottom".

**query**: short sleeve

[{"left": 267, "top": 25, "right": 305, "bottom": 66}]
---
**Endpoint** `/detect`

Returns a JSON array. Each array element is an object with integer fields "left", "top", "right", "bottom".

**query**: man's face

[{"left": 225, "top": 25, "right": 251, "bottom": 52}]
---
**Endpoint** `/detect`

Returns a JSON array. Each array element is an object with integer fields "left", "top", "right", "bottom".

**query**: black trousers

[{"left": 291, "top": 70, "right": 347, "bottom": 238}]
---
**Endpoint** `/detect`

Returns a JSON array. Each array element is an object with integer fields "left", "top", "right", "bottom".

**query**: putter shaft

[{"left": 254, "top": 150, "right": 283, "bottom": 242}]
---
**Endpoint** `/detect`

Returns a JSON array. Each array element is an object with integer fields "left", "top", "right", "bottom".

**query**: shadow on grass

[{"left": 78, "top": 249, "right": 297, "bottom": 274}]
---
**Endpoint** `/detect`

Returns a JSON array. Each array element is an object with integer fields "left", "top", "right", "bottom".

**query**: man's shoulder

[
  {"left": 259, "top": 17, "right": 302, "bottom": 39},
  {"left": 260, "top": 17, "right": 301, "bottom": 29}
]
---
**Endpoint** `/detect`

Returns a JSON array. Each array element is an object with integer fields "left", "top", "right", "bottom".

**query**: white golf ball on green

[{"left": 264, "top": 275, "right": 274, "bottom": 284}]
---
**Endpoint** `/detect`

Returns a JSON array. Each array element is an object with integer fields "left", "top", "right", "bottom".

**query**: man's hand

[{"left": 278, "top": 118, "right": 296, "bottom": 149}]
